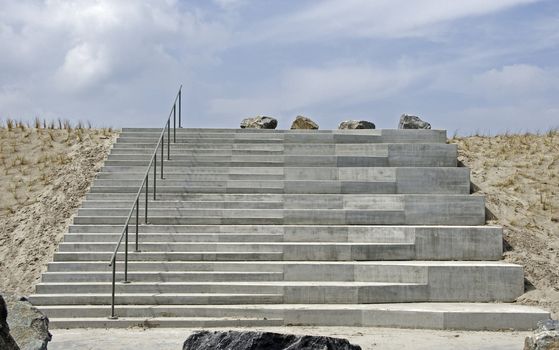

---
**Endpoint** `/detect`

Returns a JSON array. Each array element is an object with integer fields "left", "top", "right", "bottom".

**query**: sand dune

[
  {"left": 0, "top": 126, "right": 116, "bottom": 295},
  {"left": 450, "top": 132, "right": 559, "bottom": 318}
]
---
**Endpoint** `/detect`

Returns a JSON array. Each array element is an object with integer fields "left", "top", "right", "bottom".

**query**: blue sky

[{"left": 0, "top": 0, "right": 558, "bottom": 134}]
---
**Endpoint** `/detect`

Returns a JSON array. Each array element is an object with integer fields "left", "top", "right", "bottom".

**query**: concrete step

[
  {"left": 31, "top": 280, "right": 512, "bottom": 304},
  {"left": 72, "top": 201, "right": 485, "bottom": 225},
  {"left": 75, "top": 193, "right": 485, "bottom": 209},
  {"left": 95, "top": 172, "right": 285, "bottom": 180},
  {"left": 107, "top": 143, "right": 455, "bottom": 158},
  {"left": 41, "top": 271, "right": 283, "bottom": 283},
  {"left": 46, "top": 316, "right": 283, "bottom": 328},
  {"left": 116, "top": 137, "right": 285, "bottom": 144},
  {"left": 89, "top": 179, "right": 467, "bottom": 195},
  {"left": 56, "top": 242, "right": 416, "bottom": 260},
  {"left": 80, "top": 192, "right": 482, "bottom": 204},
  {"left": 117, "top": 128, "right": 448, "bottom": 143},
  {"left": 53, "top": 251, "right": 283, "bottom": 261},
  {"left": 81, "top": 194, "right": 476, "bottom": 211},
  {"left": 36, "top": 281, "right": 285, "bottom": 294},
  {"left": 64, "top": 233, "right": 285, "bottom": 242},
  {"left": 63, "top": 224, "right": 502, "bottom": 260},
  {"left": 29, "top": 293, "right": 284, "bottom": 305},
  {"left": 95, "top": 165, "right": 469, "bottom": 179},
  {"left": 102, "top": 152, "right": 456, "bottom": 167},
  {"left": 40, "top": 261, "right": 523, "bottom": 302},
  {"left": 65, "top": 224, "right": 490, "bottom": 235},
  {"left": 109, "top": 148, "right": 284, "bottom": 154},
  {"left": 72, "top": 214, "right": 483, "bottom": 226},
  {"left": 31, "top": 281, "right": 425, "bottom": 297},
  {"left": 80, "top": 200, "right": 284, "bottom": 209},
  {"left": 60, "top": 225, "right": 502, "bottom": 260},
  {"left": 54, "top": 238, "right": 499, "bottom": 260},
  {"left": 42, "top": 261, "right": 518, "bottom": 284},
  {"left": 99, "top": 166, "right": 287, "bottom": 174},
  {"left": 65, "top": 225, "right": 502, "bottom": 260},
  {"left": 38, "top": 303, "right": 549, "bottom": 330},
  {"left": 111, "top": 144, "right": 287, "bottom": 150}
]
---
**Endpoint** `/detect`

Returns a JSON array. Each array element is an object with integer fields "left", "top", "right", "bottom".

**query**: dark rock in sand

[
  {"left": 0, "top": 295, "right": 20, "bottom": 350},
  {"left": 524, "top": 319, "right": 559, "bottom": 350},
  {"left": 5, "top": 295, "right": 51, "bottom": 350},
  {"left": 183, "top": 330, "right": 362, "bottom": 350}
]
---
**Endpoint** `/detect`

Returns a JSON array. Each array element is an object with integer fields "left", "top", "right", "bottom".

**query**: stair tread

[
  {"left": 46, "top": 261, "right": 517, "bottom": 266},
  {"left": 37, "top": 302, "right": 548, "bottom": 313},
  {"left": 35, "top": 281, "right": 427, "bottom": 286}
]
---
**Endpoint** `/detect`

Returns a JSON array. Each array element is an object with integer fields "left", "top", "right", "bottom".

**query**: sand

[
  {"left": 0, "top": 126, "right": 117, "bottom": 295},
  {"left": 48, "top": 326, "right": 532, "bottom": 350},
  {"left": 450, "top": 132, "right": 559, "bottom": 318}
]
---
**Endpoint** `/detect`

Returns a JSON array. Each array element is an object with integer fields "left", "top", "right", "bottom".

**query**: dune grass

[
  {"left": 0, "top": 119, "right": 117, "bottom": 294},
  {"left": 449, "top": 129, "right": 559, "bottom": 317}
]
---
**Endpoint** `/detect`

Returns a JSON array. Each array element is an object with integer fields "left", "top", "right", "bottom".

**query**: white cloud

[
  {"left": 209, "top": 63, "right": 426, "bottom": 123},
  {"left": 212, "top": 0, "right": 248, "bottom": 10},
  {"left": 443, "top": 104, "right": 559, "bottom": 135},
  {"left": 0, "top": 0, "right": 232, "bottom": 122},
  {"left": 280, "top": 64, "right": 423, "bottom": 108},
  {"left": 239, "top": 0, "right": 540, "bottom": 44},
  {"left": 55, "top": 43, "right": 112, "bottom": 91},
  {"left": 472, "top": 64, "right": 556, "bottom": 98}
]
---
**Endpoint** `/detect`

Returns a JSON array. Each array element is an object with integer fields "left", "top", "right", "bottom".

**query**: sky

[{"left": 0, "top": 0, "right": 558, "bottom": 134}]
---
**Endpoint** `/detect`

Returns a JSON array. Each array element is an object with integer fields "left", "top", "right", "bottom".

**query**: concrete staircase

[{"left": 30, "top": 128, "right": 550, "bottom": 330}]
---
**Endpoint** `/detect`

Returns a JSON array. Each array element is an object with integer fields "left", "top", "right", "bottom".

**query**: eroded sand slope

[
  {"left": 0, "top": 126, "right": 116, "bottom": 294},
  {"left": 450, "top": 132, "right": 559, "bottom": 318}
]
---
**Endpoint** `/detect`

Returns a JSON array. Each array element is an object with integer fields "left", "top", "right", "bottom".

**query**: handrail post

[
  {"left": 123, "top": 225, "right": 130, "bottom": 284},
  {"left": 154, "top": 154, "right": 157, "bottom": 201},
  {"left": 109, "top": 258, "right": 117, "bottom": 319},
  {"left": 135, "top": 198, "right": 140, "bottom": 252},
  {"left": 167, "top": 120, "right": 171, "bottom": 160},
  {"left": 173, "top": 105, "right": 176, "bottom": 142},
  {"left": 178, "top": 88, "right": 182, "bottom": 128},
  {"left": 144, "top": 176, "right": 149, "bottom": 224},
  {"left": 161, "top": 134, "right": 164, "bottom": 179}
]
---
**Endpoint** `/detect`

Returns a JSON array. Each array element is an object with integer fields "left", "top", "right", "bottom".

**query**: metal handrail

[{"left": 108, "top": 85, "right": 182, "bottom": 319}]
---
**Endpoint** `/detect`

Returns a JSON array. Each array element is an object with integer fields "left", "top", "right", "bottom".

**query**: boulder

[
  {"left": 398, "top": 114, "right": 431, "bottom": 129},
  {"left": 290, "top": 116, "right": 319, "bottom": 130},
  {"left": 338, "top": 120, "right": 375, "bottom": 130},
  {"left": 525, "top": 319, "right": 559, "bottom": 350},
  {"left": 240, "top": 116, "right": 277, "bottom": 129},
  {"left": 0, "top": 295, "right": 20, "bottom": 350},
  {"left": 5, "top": 295, "right": 51, "bottom": 350},
  {"left": 183, "top": 330, "right": 362, "bottom": 350}
]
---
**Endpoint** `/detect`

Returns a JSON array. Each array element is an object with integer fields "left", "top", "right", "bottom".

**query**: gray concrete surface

[
  {"left": 48, "top": 326, "right": 531, "bottom": 350},
  {"left": 29, "top": 127, "right": 548, "bottom": 329}
]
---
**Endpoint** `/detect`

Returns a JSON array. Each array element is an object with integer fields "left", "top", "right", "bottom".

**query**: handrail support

[
  {"left": 107, "top": 85, "right": 182, "bottom": 319},
  {"left": 135, "top": 198, "right": 140, "bottom": 252},
  {"left": 123, "top": 225, "right": 130, "bottom": 284}
]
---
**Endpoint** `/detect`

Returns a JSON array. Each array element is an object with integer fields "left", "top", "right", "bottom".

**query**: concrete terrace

[{"left": 29, "top": 128, "right": 549, "bottom": 329}]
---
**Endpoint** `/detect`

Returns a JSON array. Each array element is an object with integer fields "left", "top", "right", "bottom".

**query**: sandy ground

[
  {"left": 0, "top": 126, "right": 116, "bottom": 295},
  {"left": 48, "top": 327, "right": 532, "bottom": 350},
  {"left": 450, "top": 132, "right": 559, "bottom": 319}
]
